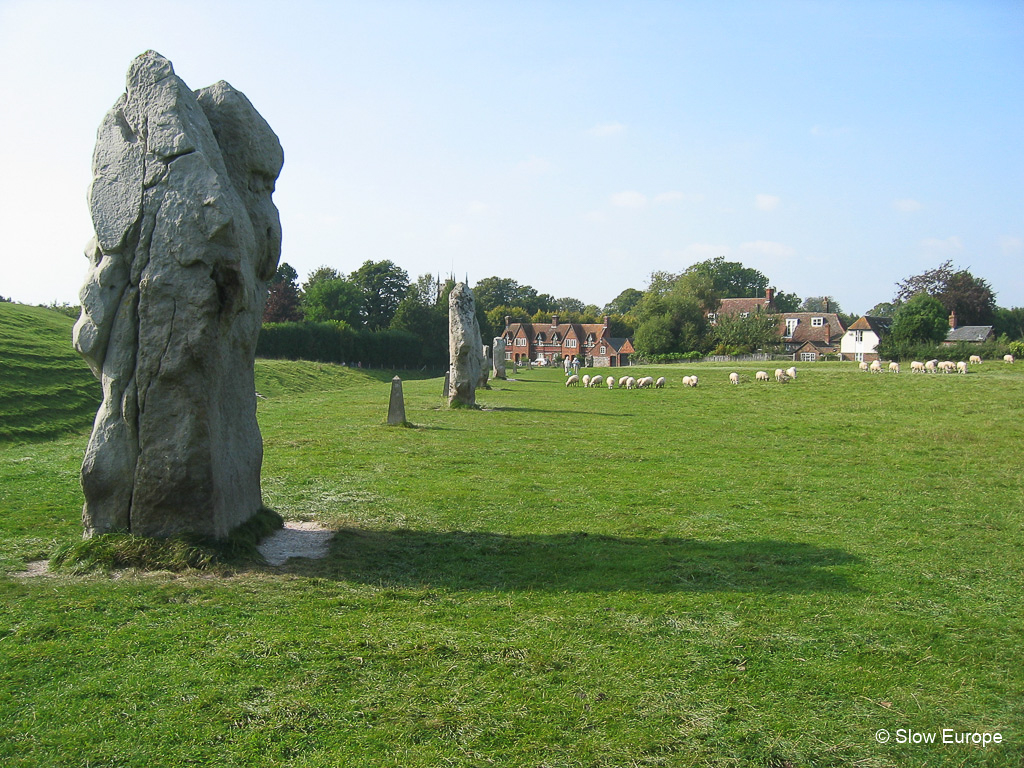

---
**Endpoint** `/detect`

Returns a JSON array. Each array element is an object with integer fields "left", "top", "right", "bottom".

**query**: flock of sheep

[
  {"left": 858, "top": 354, "right": 1014, "bottom": 375},
  {"left": 563, "top": 355, "right": 1015, "bottom": 391}
]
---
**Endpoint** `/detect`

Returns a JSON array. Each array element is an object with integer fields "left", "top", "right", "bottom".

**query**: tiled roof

[
  {"left": 848, "top": 316, "right": 893, "bottom": 335},
  {"left": 717, "top": 297, "right": 774, "bottom": 315},
  {"left": 946, "top": 325, "right": 993, "bottom": 343}
]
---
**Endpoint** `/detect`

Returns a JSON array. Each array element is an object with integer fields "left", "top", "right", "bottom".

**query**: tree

[
  {"left": 302, "top": 278, "right": 363, "bottom": 325},
  {"left": 555, "top": 296, "right": 586, "bottom": 314},
  {"left": 631, "top": 271, "right": 714, "bottom": 357},
  {"left": 894, "top": 260, "right": 996, "bottom": 326},
  {"left": 800, "top": 296, "right": 842, "bottom": 315},
  {"left": 711, "top": 312, "right": 781, "bottom": 354},
  {"left": 603, "top": 288, "right": 643, "bottom": 316},
  {"left": 865, "top": 301, "right": 898, "bottom": 318},
  {"left": 887, "top": 293, "right": 949, "bottom": 346},
  {"left": 302, "top": 265, "right": 344, "bottom": 291},
  {"left": 264, "top": 262, "right": 302, "bottom": 323},
  {"left": 684, "top": 256, "right": 770, "bottom": 298},
  {"left": 993, "top": 307, "right": 1024, "bottom": 340},
  {"left": 773, "top": 290, "right": 801, "bottom": 313},
  {"left": 349, "top": 260, "right": 410, "bottom": 330}
]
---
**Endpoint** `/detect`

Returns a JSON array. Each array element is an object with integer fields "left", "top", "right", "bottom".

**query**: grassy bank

[{"left": 1, "top": 358, "right": 1022, "bottom": 766}]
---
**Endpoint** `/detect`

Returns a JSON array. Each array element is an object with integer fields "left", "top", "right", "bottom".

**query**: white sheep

[
  {"left": 939, "top": 360, "right": 955, "bottom": 373},
  {"left": 786, "top": 366, "right": 797, "bottom": 380},
  {"left": 859, "top": 361, "right": 869, "bottom": 372},
  {"left": 618, "top": 376, "right": 630, "bottom": 387},
  {"left": 776, "top": 372, "right": 790, "bottom": 383},
  {"left": 869, "top": 360, "right": 882, "bottom": 373},
  {"left": 924, "top": 359, "right": 937, "bottom": 373},
  {"left": 607, "top": 376, "right": 615, "bottom": 389},
  {"left": 581, "top": 374, "right": 590, "bottom": 387},
  {"left": 655, "top": 376, "right": 666, "bottom": 388},
  {"left": 910, "top": 361, "right": 925, "bottom": 373},
  {"left": 729, "top": 372, "right": 739, "bottom": 385},
  {"left": 590, "top": 375, "right": 603, "bottom": 387},
  {"left": 756, "top": 370, "right": 770, "bottom": 382},
  {"left": 774, "top": 368, "right": 786, "bottom": 382},
  {"left": 625, "top": 376, "right": 637, "bottom": 389},
  {"left": 565, "top": 375, "right": 579, "bottom": 387},
  {"left": 639, "top": 376, "right": 655, "bottom": 388},
  {"left": 956, "top": 361, "right": 968, "bottom": 374},
  {"left": 888, "top": 362, "right": 900, "bottom": 374},
  {"left": 686, "top": 375, "right": 699, "bottom": 388},
  {"left": 969, "top": 355, "right": 982, "bottom": 365},
  {"left": 1005, "top": 354, "right": 1015, "bottom": 364}
]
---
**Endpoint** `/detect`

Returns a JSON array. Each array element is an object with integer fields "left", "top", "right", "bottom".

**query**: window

[
  {"left": 707, "top": 312, "right": 717, "bottom": 321},
  {"left": 505, "top": 351, "right": 513, "bottom": 360},
  {"left": 812, "top": 317, "right": 824, "bottom": 327},
  {"left": 801, "top": 352, "right": 817, "bottom": 362},
  {"left": 854, "top": 330, "right": 864, "bottom": 342},
  {"left": 600, "top": 345, "right": 606, "bottom": 354},
  {"left": 785, "top": 318, "right": 799, "bottom": 337},
  {"left": 855, "top": 352, "right": 864, "bottom": 362},
  {"left": 535, "top": 333, "right": 546, "bottom": 343},
  {"left": 515, "top": 337, "right": 527, "bottom": 347},
  {"left": 740, "top": 312, "right": 749, "bottom": 319}
]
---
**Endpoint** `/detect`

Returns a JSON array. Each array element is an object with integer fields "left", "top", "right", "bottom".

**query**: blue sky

[{"left": 1, "top": 0, "right": 1021, "bottom": 315}]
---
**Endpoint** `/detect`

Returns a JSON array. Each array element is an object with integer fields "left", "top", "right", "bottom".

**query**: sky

[{"left": 1, "top": 0, "right": 1022, "bottom": 316}]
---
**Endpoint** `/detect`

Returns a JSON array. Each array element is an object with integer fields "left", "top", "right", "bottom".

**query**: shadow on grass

[{"left": 289, "top": 529, "right": 862, "bottom": 593}]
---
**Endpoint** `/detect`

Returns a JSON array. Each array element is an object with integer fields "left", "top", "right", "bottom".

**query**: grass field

[{"left": 1, "top": 312, "right": 1022, "bottom": 766}]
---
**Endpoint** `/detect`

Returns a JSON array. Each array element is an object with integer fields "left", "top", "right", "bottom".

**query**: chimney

[
  {"left": 825, "top": 320, "right": 831, "bottom": 345},
  {"left": 603, "top": 315, "right": 610, "bottom": 328},
  {"left": 824, "top": 297, "right": 830, "bottom": 313},
  {"left": 949, "top": 310, "right": 957, "bottom": 329},
  {"left": 551, "top": 314, "right": 559, "bottom": 328},
  {"left": 766, "top": 288, "right": 775, "bottom": 305}
]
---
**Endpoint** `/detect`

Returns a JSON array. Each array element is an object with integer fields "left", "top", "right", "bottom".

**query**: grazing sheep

[
  {"left": 590, "top": 375, "right": 603, "bottom": 388},
  {"left": 925, "top": 359, "right": 937, "bottom": 373},
  {"left": 581, "top": 374, "right": 590, "bottom": 387},
  {"left": 870, "top": 360, "right": 882, "bottom": 373},
  {"left": 910, "top": 360, "right": 925, "bottom": 373},
  {"left": 565, "top": 375, "right": 579, "bottom": 387},
  {"left": 859, "top": 361, "right": 869, "bottom": 372},
  {"left": 888, "top": 362, "right": 900, "bottom": 374},
  {"left": 686, "top": 375, "right": 699, "bottom": 388},
  {"left": 969, "top": 355, "right": 982, "bottom": 365},
  {"left": 1005, "top": 354, "right": 1015, "bottom": 364},
  {"left": 786, "top": 366, "right": 797, "bottom": 380},
  {"left": 756, "top": 370, "right": 770, "bottom": 382},
  {"left": 638, "top": 376, "right": 655, "bottom": 388},
  {"left": 607, "top": 376, "right": 615, "bottom": 389},
  {"left": 776, "top": 372, "right": 790, "bottom": 383},
  {"left": 655, "top": 376, "right": 666, "bottom": 388},
  {"left": 939, "top": 360, "right": 955, "bottom": 373},
  {"left": 625, "top": 376, "right": 637, "bottom": 389},
  {"left": 956, "top": 361, "right": 968, "bottom": 374},
  {"left": 618, "top": 376, "right": 630, "bottom": 387},
  {"left": 774, "top": 368, "right": 785, "bottom": 382},
  {"left": 729, "top": 372, "right": 739, "bottom": 385}
]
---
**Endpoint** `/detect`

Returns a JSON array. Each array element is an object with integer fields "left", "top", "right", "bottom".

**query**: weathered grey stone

[
  {"left": 387, "top": 376, "right": 407, "bottom": 425},
  {"left": 73, "top": 51, "right": 283, "bottom": 540},
  {"left": 492, "top": 337, "right": 507, "bottom": 379},
  {"left": 447, "top": 282, "right": 482, "bottom": 406},
  {"left": 478, "top": 344, "right": 492, "bottom": 389}
]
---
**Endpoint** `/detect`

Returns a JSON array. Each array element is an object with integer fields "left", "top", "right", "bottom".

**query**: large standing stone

[
  {"left": 478, "top": 344, "right": 492, "bottom": 390},
  {"left": 447, "top": 282, "right": 482, "bottom": 406},
  {"left": 492, "top": 337, "right": 507, "bottom": 379},
  {"left": 73, "top": 51, "right": 283, "bottom": 540}
]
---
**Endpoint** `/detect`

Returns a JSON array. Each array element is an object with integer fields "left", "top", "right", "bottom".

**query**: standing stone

[
  {"left": 387, "top": 376, "right": 407, "bottom": 425},
  {"left": 478, "top": 344, "right": 492, "bottom": 389},
  {"left": 447, "top": 282, "right": 482, "bottom": 406},
  {"left": 72, "top": 51, "right": 283, "bottom": 540},
  {"left": 492, "top": 337, "right": 507, "bottom": 379}
]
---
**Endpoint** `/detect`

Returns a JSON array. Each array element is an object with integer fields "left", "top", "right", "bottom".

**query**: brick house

[
  {"left": 708, "top": 288, "right": 777, "bottom": 322},
  {"left": 709, "top": 289, "right": 844, "bottom": 359},
  {"left": 502, "top": 315, "right": 634, "bottom": 367},
  {"left": 943, "top": 311, "right": 994, "bottom": 346}
]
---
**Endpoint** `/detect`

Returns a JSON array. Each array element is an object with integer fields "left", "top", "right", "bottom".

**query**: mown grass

[
  {"left": 1, "top": 353, "right": 1022, "bottom": 766},
  {"left": 0, "top": 302, "right": 99, "bottom": 441}
]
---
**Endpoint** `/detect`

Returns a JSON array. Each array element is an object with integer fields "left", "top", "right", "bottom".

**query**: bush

[{"left": 257, "top": 322, "right": 425, "bottom": 368}]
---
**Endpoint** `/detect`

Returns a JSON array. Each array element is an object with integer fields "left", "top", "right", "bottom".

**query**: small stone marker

[
  {"left": 387, "top": 376, "right": 406, "bottom": 425},
  {"left": 492, "top": 337, "right": 507, "bottom": 379}
]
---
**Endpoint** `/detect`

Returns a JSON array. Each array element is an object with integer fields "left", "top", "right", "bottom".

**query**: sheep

[
  {"left": 1005, "top": 354, "right": 1015, "bottom": 364},
  {"left": 956, "top": 361, "right": 968, "bottom": 374},
  {"left": 869, "top": 360, "right": 882, "bottom": 373},
  {"left": 625, "top": 376, "right": 637, "bottom": 389},
  {"left": 939, "top": 360, "right": 955, "bottom": 373},
  {"left": 637, "top": 376, "right": 654, "bottom": 388},
  {"left": 969, "top": 355, "right": 982, "bottom": 365},
  {"left": 565, "top": 375, "right": 579, "bottom": 387},
  {"left": 775, "top": 368, "right": 786, "bottom": 382},
  {"left": 581, "top": 374, "right": 591, "bottom": 387},
  {"left": 859, "top": 361, "right": 869, "bottom": 372},
  {"left": 888, "top": 362, "right": 900, "bottom": 374},
  {"left": 655, "top": 376, "right": 666, "bottom": 388},
  {"left": 755, "top": 370, "right": 770, "bottom": 382},
  {"left": 681, "top": 376, "right": 691, "bottom": 386},
  {"left": 686, "top": 375, "right": 699, "bottom": 388},
  {"left": 618, "top": 376, "right": 630, "bottom": 387},
  {"left": 776, "top": 372, "right": 790, "bottom": 383},
  {"left": 924, "top": 359, "right": 937, "bottom": 373},
  {"left": 607, "top": 376, "right": 615, "bottom": 389},
  {"left": 910, "top": 361, "right": 925, "bottom": 373},
  {"left": 590, "top": 375, "right": 603, "bottom": 388},
  {"left": 729, "top": 372, "right": 739, "bottom": 385}
]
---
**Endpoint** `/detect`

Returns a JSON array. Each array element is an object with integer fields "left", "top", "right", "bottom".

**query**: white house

[{"left": 840, "top": 316, "right": 892, "bottom": 362}]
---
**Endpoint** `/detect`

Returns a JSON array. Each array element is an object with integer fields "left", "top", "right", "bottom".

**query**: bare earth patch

[
  {"left": 13, "top": 560, "right": 50, "bottom": 578},
  {"left": 258, "top": 521, "right": 335, "bottom": 566}
]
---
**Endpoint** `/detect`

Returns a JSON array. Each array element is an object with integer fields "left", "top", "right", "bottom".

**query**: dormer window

[
  {"left": 535, "top": 332, "right": 546, "bottom": 343},
  {"left": 811, "top": 317, "right": 824, "bottom": 327},
  {"left": 785, "top": 318, "right": 799, "bottom": 337}
]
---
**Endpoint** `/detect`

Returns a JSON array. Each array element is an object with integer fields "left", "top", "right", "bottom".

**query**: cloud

[
  {"left": 893, "top": 198, "right": 923, "bottom": 212},
  {"left": 921, "top": 236, "right": 963, "bottom": 255},
  {"left": 755, "top": 194, "right": 781, "bottom": 211},
  {"left": 653, "top": 191, "right": 704, "bottom": 205},
  {"left": 610, "top": 190, "right": 648, "bottom": 209},
  {"left": 589, "top": 122, "right": 626, "bottom": 137}
]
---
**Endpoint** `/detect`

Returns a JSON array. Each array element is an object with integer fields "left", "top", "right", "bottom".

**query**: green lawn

[{"left": 1, "top": 344, "right": 1022, "bottom": 766}]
